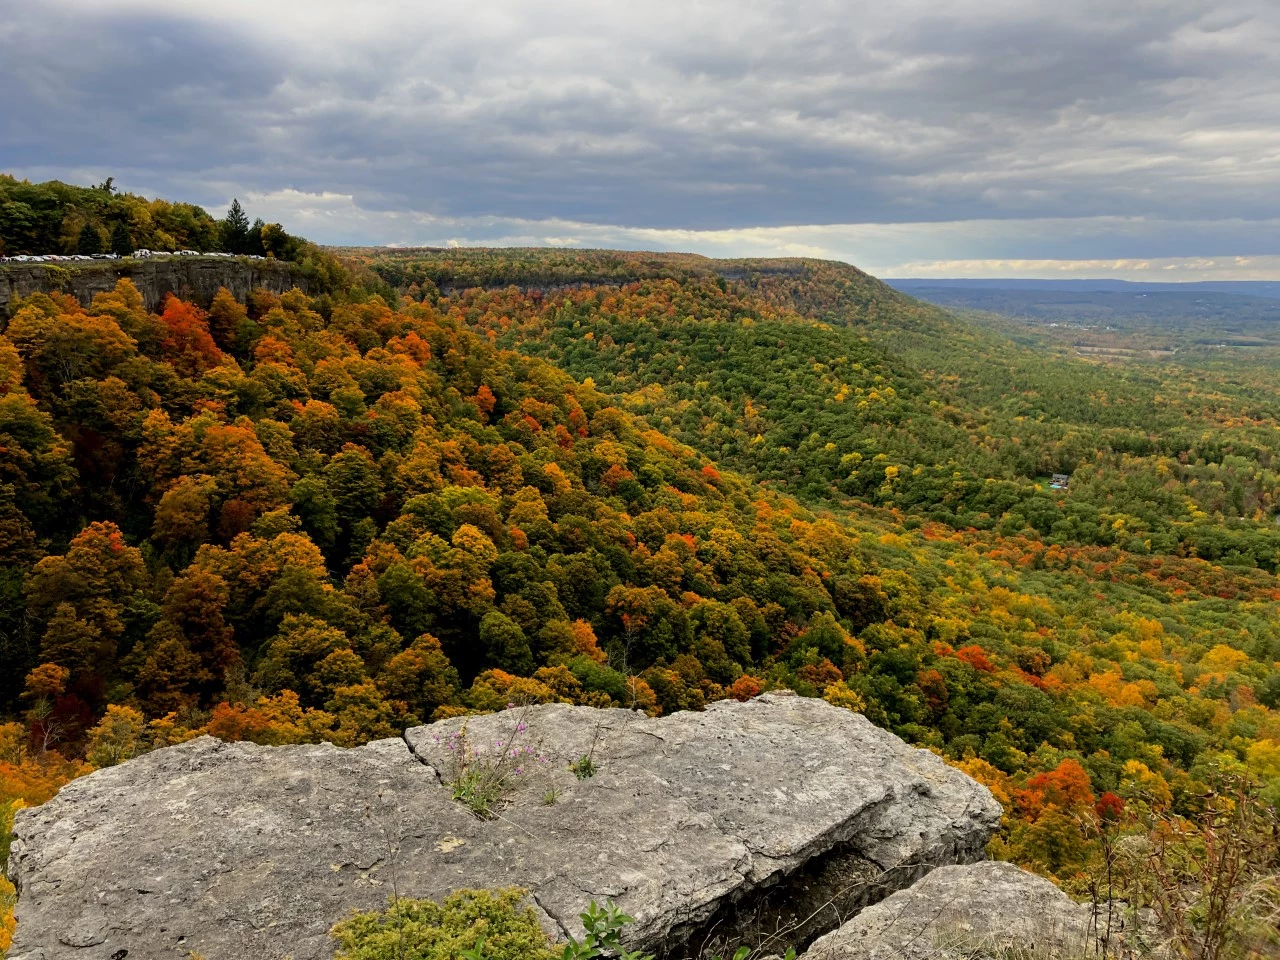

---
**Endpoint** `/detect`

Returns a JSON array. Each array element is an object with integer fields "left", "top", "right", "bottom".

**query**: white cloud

[
  {"left": 243, "top": 189, "right": 1280, "bottom": 280},
  {"left": 7, "top": 0, "right": 1280, "bottom": 275}
]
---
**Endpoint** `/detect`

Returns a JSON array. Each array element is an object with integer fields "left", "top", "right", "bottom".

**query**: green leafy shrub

[
  {"left": 558, "top": 900, "right": 652, "bottom": 960},
  {"left": 334, "top": 887, "right": 802, "bottom": 960},
  {"left": 331, "top": 888, "right": 556, "bottom": 960}
]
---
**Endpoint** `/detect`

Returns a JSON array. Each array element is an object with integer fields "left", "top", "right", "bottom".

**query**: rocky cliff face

[
  {"left": 0, "top": 258, "right": 309, "bottom": 316},
  {"left": 7, "top": 695, "right": 1005, "bottom": 960}
]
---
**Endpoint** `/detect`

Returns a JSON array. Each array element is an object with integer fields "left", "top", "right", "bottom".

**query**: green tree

[
  {"left": 377, "top": 634, "right": 460, "bottom": 720},
  {"left": 254, "top": 614, "right": 363, "bottom": 708},
  {"left": 247, "top": 217, "right": 267, "bottom": 257},
  {"left": 260, "top": 223, "right": 303, "bottom": 260},
  {"left": 26, "top": 522, "right": 149, "bottom": 689},
  {"left": 109, "top": 220, "right": 132, "bottom": 256},
  {"left": 479, "top": 610, "right": 534, "bottom": 675},
  {"left": 76, "top": 222, "right": 103, "bottom": 255},
  {"left": 221, "top": 199, "right": 251, "bottom": 254}
]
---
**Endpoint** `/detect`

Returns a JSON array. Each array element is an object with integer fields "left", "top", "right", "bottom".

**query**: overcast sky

[{"left": 4, "top": 0, "right": 1280, "bottom": 279}]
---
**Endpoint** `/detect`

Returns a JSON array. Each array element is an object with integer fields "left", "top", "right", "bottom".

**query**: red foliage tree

[
  {"left": 158, "top": 295, "right": 223, "bottom": 375},
  {"left": 1016, "top": 758, "right": 1096, "bottom": 820},
  {"left": 955, "top": 644, "right": 996, "bottom": 672}
]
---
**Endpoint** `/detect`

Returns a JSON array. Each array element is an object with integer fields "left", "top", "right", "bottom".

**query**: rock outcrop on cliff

[
  {"left": 0, "top": 257, "right": 308, "bottom": 316},
  {"left": 7, "top": 694, "right": 1001, "bottom": 960},
  {"left": 801, "top": 860, "right": 1097, "bottom": 960}
]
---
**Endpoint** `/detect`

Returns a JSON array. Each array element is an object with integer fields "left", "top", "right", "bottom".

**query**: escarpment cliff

[
  {"left": 0, "top": 257, "right": 309, "bottom": 316},
  {"left": 7, "top": 695, "right": 1009, "bottom": 960}
]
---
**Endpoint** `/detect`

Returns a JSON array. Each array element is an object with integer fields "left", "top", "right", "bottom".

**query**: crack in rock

[
  {"left": 399, "top": 730, "right": 445, "bottom": 784},
  {"left": 528, "top": 890, "right": 572, "bottom": 941}
]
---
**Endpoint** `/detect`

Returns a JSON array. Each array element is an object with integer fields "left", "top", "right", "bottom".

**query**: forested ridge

[
  {"left": 1, "top": 237, "right": 1279, "bottom": 949},
  {"left": 0, "top": 175, "right": 325, "bottom": 264},
  {"left": 411, "top": 263, "right": 1280, "bottom": 567}
]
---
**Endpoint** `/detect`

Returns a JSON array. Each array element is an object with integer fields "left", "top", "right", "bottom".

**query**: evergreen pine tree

[
  {"left": 110, "top": 221, "right": 133, "bottom": 256},
  {"left": 77, "top": 222, "right": 104, "bottom": 255},
  {"left": 221, "top": 199, "right": 251, "bottom": 254},
  {"left": 247, "top": 218, "right": 267, "bottom": 257}
]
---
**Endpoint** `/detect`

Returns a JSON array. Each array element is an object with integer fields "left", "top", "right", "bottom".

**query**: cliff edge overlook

[
  {"left": 0, "top": 257, "right": 310, "bottom": 317},
  {"left": 8, "top": 695, "right": 1018, "bottom": 960}
]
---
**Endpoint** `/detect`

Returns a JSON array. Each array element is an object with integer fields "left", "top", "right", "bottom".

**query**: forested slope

[
  {"left": 367, "top": 251, "right": 1280, "bottom": 567},
  {"left": 1, "top": 246, "right": 1278, "bottom": 949}
]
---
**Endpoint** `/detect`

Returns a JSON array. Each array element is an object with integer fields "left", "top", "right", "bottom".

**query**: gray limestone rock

[
  {"left": 0, "top": 257, "right": 307, "bottom": 317},
  {"left": 8, "top": 694, "right": 1001, "bottom": 960},
  {"left": 799, "top": 860, "right": 1096, "bottom": 960}
]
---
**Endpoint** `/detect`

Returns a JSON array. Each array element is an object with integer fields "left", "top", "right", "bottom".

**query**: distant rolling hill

[
  {"left": 888, "top": 277, "right": 1280, "bottom": 300},
  {"left": 885, "top": 278, "right": 1280, "bottom": 346}
]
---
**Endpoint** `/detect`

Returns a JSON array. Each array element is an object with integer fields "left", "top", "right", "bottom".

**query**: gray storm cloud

[{"left": 4, "top": 0, "right": 1279, "bottom": 275}]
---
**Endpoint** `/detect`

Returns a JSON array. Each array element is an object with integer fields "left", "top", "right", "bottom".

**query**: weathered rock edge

[
  {"left": 800, "top": 860, "right": 1096, "bottom": 960},
  {"left": 8, "top": 694, "right": 1002, "bottom": 960}
]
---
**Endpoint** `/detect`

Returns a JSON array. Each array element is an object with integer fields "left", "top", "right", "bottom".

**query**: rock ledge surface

[
  {"left": 9, "top": 694, "right": 1002, "bottom": 960},
  {"left": 801, "top": 860, "right": 1096, "bottom": 960}
]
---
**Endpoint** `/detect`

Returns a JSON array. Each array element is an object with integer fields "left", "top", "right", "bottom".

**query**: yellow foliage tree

[
  {"left": 85, "top": 705, "right": 148, "bottom": 768},
  {"left": 823, "top": 680, "right": 867, "bottom": 714}
]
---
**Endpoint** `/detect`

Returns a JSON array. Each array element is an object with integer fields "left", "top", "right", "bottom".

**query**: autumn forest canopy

[{"left": 3, "top": 183, "right": 1280, "bottom": 949}]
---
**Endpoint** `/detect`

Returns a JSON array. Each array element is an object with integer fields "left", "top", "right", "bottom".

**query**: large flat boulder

[
  {"left": 800, "top": 861, "right": 1096, "bottom": 960},
  {"left": 8, "top": 694, "right": 1001, "bottom": 960}
]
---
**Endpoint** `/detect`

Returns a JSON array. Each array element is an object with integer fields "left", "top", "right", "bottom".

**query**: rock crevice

[{"left": 398, "top": 728, "right": 444, "bottom": 785}]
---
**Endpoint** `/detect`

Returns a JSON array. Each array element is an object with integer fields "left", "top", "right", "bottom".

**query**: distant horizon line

[{"left": 883, "top": 277, "right": 1280, "bottom": 285}]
